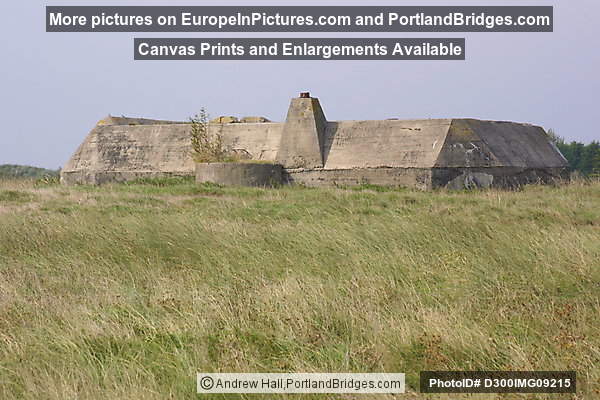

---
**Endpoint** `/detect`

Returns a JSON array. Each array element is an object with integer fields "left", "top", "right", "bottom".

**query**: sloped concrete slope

[
  {"left": 323, "top": 119, "right": 452, "bottom": 169},
  {"left": 436, "top": 119, "right": 568, "bottom": 168},
  {"left": 429, "top": 119, "right": 569, "bottom": 189},
  {"left": 61, "top": 118, "right": 285, "bottom": 185},
  {"left": 61, "top": 121, "right": 196, "bottom": 185}
]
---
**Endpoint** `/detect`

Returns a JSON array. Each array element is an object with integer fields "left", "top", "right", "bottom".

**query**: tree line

[
  {"left": 547, "top": 130, "right": 600, "bottom": 177},
  {"left": 0, "top": 164, "right": 59, "bottom": 179}
]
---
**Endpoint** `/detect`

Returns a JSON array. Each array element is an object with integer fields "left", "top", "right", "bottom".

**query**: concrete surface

[
  {"left": 210, "top": 116, "right": 239, "bottom": 124},
  {"left": 275, "top": 97, "right": 327, "bottom": 169},
  {"left": 196, "top": 162, "right": 283, "bottom": 187},
  {"left": 286, "top": 167, "right": 433, "bottom": 190},
  {"left": 240, "top": 116, "right": 271, "bottom": 123},
  {"left": 61, "top": 123, "right": 196, "bottom": 185}
]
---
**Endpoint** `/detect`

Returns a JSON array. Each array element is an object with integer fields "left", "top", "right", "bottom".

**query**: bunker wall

[
  {"left": 286, "top": 168, "right": 434, "bottom": 190},
  {"left": 212, "top": 122, "right": 284, "bottom": 161},
  {"left": 322, "top": 119, "right": 452, "bottom": 169},
  {"left": 436, "top": 119, "right": 569, "bottom": 168},
  {"left": 61, "top": 95, "right": 570, "bottom": 188}
]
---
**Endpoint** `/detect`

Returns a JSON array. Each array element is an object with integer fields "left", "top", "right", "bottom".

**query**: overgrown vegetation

[
  {"left": 189, "top": 109, "right": 237, "bottom": 163},
  {"left": 548, "top": 130, "right": 600, "bottom": 177},
  {"left": 0, "top": 178, "right": 598, "bottom": 399}
]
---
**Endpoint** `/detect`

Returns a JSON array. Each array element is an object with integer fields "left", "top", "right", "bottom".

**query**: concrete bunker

[{"left": 61, "top": 93, "right": 569, "bottom": 189}]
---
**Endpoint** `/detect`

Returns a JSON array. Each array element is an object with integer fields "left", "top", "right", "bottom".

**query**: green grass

[
  {"left": 0, "top": 178, "right": 598, "bottom": 399},
  {"left": 0, "top": 190, "right": 36, "bottom": 203}
]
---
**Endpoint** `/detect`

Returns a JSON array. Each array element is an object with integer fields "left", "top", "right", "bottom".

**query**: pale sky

[{"left": 1, "top": 0, "right": 598, "bottom": 169}]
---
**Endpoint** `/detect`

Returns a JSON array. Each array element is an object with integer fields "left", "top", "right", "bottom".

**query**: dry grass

[{"left": 0, "top": 178, "right": 598, "bottom": 399}]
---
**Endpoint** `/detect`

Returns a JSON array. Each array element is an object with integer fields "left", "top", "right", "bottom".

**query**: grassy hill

[
  {"left": 0, "top": 164, "right": 59, "bottom": 179},
  {"left": 0, "top": 178, "right": 598, "bottom": 399}
]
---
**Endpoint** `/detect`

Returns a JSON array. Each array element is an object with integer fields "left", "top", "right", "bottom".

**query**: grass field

[{"left": 0, "top": 177, "right": 598, "bottom": 399}]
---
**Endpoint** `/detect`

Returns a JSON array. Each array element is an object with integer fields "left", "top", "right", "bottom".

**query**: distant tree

[
  {"left": 584, "top": 141, "right": 600, "bottom": 176},
  {"left": 570, "top": 142, "right": 586, "bottom": 172},
  {"left": 0, "top": 164, "right": 59, "bottom": 179},
  {"left": 547, "top": 130, "right": 600, "bottom": 176}
]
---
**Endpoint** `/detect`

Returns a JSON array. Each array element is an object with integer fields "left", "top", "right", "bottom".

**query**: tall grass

[{"left": 0, "top": 179, "right": 598, "bottom": 399}]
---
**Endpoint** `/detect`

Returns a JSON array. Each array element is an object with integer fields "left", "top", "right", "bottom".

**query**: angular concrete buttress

[{"left": 276, "top": 95, "right": 327, "bottom": 169}]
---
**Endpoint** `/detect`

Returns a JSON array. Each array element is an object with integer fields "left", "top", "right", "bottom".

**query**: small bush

[
  {"left": 34, "top": 175, "right": 60, "bottom": 187},
  {"left": 190, "top": 109, "right": 238, "bottom": 163}
]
